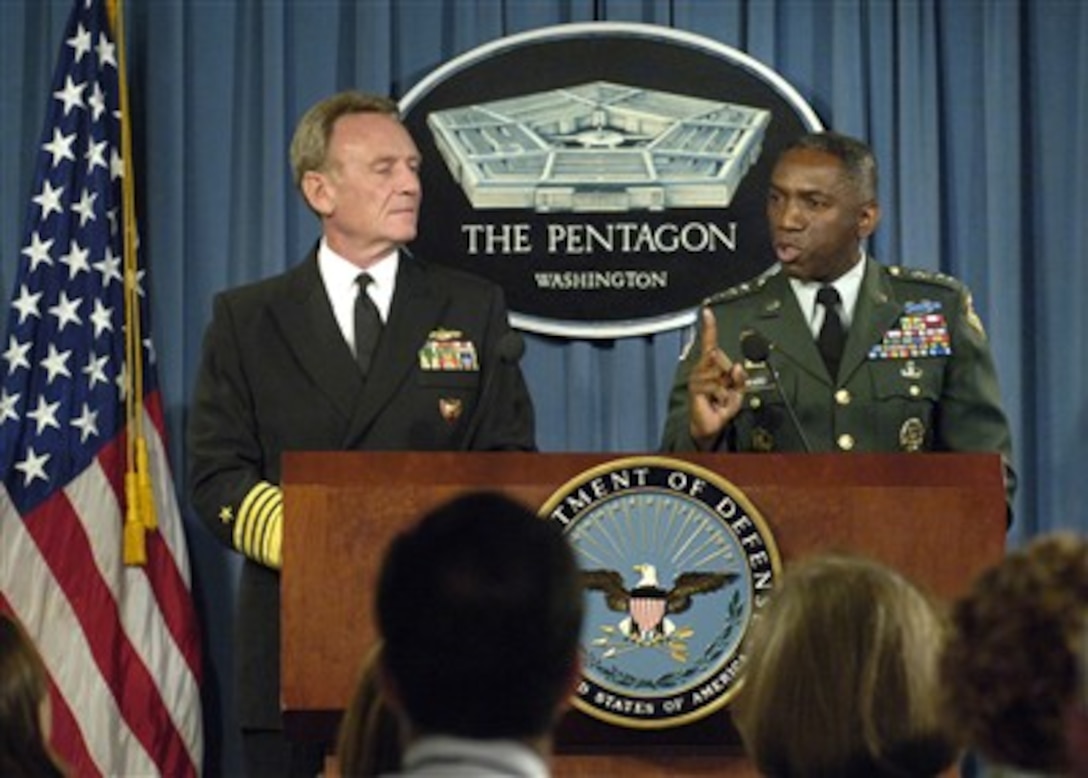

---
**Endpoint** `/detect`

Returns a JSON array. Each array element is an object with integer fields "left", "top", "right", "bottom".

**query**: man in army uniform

[{"left": 660, "top": 131, "right": 1015, "bottom": 500}]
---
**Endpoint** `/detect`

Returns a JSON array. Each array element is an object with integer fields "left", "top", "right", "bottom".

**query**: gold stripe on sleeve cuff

[{"left": 233, "top": 481, "right": 284, "bottom": 570}]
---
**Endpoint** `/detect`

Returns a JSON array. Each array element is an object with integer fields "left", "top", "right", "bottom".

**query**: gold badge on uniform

[
  {"left": 899, "top": 417, "right": 926, "bottom": 452},
  {"left": 752, "top": 427, "right": 774, "bottom": 452},
  {"left": 439, "top": 398, "right": 463, "bottom": 424}
]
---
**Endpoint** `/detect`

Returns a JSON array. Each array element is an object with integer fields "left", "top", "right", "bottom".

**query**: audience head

[
  {"left": 376, "top": 491, "right": 584, "bottom": 741},
  {"left": 942, "top": 532, "right": 1088, "bottom": 773},
  {"left": 732, "top": 554, "right": 956, "bottom": 778},
  {"left": 335, "top": 643, "right": 400, "bottom": 778},
  {"left": 0, "top": 611, "right": 66, "bottom": 777}
]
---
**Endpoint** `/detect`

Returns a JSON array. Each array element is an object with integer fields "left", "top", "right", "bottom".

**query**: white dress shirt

[
  {"left": 317, "top": 239, "right": 398, "bottom": 353},
  {"left": 788, "top": 251, "right": 867, "bottom": 337}
]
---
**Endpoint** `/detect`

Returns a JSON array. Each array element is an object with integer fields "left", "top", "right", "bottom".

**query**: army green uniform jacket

[{"left": 660, "top": 258, "right": 1015, "bottom": 497}]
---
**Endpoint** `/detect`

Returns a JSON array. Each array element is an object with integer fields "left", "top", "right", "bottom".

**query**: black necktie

[
  {"left": 354, "top": 273, "right": 382, "bottom": 378},
  {"left": 816, "top": 285, "right": 846, "bottom": 380}
]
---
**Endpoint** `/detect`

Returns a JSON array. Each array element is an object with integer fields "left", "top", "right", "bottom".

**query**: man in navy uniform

[
  {"left": 188, "top": 91, "right": 535, "bottom": 777},
  {"left": 660, "top": 131, "right": 1014, "bottom": 499}
]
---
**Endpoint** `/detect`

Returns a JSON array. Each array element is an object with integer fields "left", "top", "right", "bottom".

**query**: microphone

[
  {"left": 739, "top": 329, "right": 772, "bottom": 363},
  {"left": 739, "top": 330, "right": 812, "bottom": 453},
  {"left": 497, "top": 329, "right": 526, "bottom": 363},
  {"left": 461, "top": 330, "right": 525, "bottom": 450}
]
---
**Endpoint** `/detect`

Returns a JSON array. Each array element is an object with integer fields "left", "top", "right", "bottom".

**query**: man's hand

[{"left": 687, "top": 307, "right": 747, "bottom": 450}]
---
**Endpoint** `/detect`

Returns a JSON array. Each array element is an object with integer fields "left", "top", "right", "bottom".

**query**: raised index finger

[{"left": 700, "top": 307, "right": 720, "bottom": 357}]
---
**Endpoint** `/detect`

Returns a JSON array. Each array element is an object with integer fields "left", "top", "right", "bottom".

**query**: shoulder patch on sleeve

[{"left": 963, "top": 291, "right": 987, "bottom": 338}]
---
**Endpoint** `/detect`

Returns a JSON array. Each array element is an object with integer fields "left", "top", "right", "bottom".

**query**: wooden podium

[{"left": 282, "top": 451, "right": 1006, "bottom": 776}]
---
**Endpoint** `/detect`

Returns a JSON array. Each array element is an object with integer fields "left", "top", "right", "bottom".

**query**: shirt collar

[
  {"left": 789, "top": 250, "right": 867, "bottom": 330},
  {"left": 401, "top": 735, "right": 549, "bottom": 778},
  {"left": 317, "top": 239, "right": 399, "bottom": 320}
]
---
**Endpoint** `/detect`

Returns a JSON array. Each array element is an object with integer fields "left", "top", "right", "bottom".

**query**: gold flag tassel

[{"left": 110, "top": 0, "right": 157, "bottom": 565}]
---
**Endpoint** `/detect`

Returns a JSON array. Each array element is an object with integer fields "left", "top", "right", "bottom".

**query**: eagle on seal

[{"left": 582, "top": 563, "right": 736, "bottom": 643}]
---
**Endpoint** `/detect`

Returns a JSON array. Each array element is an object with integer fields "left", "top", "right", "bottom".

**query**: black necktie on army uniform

[
  {"left": 354, "top": 272, "right": 382, "bottom": 378},
  {"left": 816, "top": 285, "right": 846, "bottom": 380}
]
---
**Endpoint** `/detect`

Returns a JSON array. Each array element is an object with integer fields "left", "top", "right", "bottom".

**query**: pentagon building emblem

[
  {"left": 541, "top": 456, "right": 781, "bottom": 728},
  {"left": 427, "top": 81, "right": 771, "bottom": 213},
  {"left": 402, "top": 22, "right": 821, "bottom": 338}
]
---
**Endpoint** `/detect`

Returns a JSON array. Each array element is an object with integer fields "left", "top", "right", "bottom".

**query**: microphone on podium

[
  {"left": 461, "top": 330, "right": 525, "bottom": 450},
  {"left": 739, "top": 329, "right": 812, "bottom": 453}
]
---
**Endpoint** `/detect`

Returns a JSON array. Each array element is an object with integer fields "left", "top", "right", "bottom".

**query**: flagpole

[{"left": 109, "top": 0, "right": 157, "bottom": 565}]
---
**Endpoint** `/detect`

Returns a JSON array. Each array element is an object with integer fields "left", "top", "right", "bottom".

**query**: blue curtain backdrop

[{"left": 2, "top": 1, "right": 1086, "bottom": 774}]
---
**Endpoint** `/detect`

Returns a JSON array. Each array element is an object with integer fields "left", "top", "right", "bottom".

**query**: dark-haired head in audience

[
  {"left": 942, "top": 532, "right": 1088, "bottom": 775},
  {"left": 732, "top": 554, "right": 957, "bottom": 778},
  {"left": 0, "top": 611, "right": 67, "bottom": 777},
  {"left": 374, "top": 491, "right": 584, "bottom": 774}
]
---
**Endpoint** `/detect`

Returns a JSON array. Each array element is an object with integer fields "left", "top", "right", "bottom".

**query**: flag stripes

[{"left": 1, "top": 404, "right": 201, "bottom": 775}]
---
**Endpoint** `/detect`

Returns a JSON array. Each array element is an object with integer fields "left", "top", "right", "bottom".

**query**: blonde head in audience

[{"left": 732, "top": 554, "right": 957, "bottom": 778}]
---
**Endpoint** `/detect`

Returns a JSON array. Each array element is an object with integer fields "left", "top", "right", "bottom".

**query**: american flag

[{"left": 0, "top": 1, "right": 203, "bottom": 775}]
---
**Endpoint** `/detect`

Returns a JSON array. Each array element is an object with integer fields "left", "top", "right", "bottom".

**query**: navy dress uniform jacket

[
  {"left": 187, "top": 249, "right": 535, "bottom": 729},
  {"left": 660, "top": 258, "right": 1015, "bottom": 497}
]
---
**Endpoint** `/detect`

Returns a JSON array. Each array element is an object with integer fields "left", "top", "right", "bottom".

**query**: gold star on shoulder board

[{"left": 219, "top": 505, "right": 234, "bottom": 524}]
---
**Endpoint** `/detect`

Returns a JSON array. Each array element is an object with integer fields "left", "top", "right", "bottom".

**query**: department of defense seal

[{"left": 541, "top": 456, "right": 781, "bottom": 729}]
